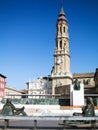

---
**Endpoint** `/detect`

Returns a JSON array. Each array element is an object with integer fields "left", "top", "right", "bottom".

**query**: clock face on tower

[{"left": 56, "top": 58, "right": 63, "bottom": 65}]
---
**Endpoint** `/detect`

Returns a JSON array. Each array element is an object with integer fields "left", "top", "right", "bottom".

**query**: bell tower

[{"left": 51, "top": 6, "right": 72, "bottom": 94}]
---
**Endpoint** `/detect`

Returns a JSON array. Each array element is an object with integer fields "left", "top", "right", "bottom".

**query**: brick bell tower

[{"left": 51, "top": 6, "right": 72, "bottom": 94}]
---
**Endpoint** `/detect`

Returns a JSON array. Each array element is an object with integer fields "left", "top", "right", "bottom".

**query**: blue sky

[{"left": 0, "top": 0, "right": 98, "bottom": 90}]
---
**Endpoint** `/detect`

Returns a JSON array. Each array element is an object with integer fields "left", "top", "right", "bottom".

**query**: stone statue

[
  {"left": 73, "top": 97, "right": 96, "bottom": 129},
  {"left": 1, "top": 98, "right": 27, "bottom": 116},
  {"left": 73, "top": 97, "right": 95, "bottom": 117},
  {"left": 82, "top": 97, "right": 95, "bottom": 117},
  {"left": 82, "top": 97, "right": 96, "bottom": 129},
  {"left": 73, "top": 78, "right": 80, "bottom": 90}
]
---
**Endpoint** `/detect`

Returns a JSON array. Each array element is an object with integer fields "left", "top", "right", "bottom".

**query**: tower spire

[
  {"left": 58, "top": 4, "right": 67, "bottom": 23},
  {"left": 59, "top": 4, "right": 65, "bottom": 16}
]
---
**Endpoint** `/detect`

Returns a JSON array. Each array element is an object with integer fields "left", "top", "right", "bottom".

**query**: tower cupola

[{"left": 58, "top": 6, "right": 67, "bottom": 23}]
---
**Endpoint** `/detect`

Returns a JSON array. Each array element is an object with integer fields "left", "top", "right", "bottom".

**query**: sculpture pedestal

[{"left": 70, "top": 83, "right": 84, "bottom": 106}]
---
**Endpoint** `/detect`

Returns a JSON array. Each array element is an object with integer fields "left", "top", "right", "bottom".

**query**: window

[
  {"left": 56, "top": 42, "right": 58, "bottom": 48},
  {"left": 63, "top": 26, "right": 65, "bottom": 33},
  {"left": 60, "top": 41, "right": 62, "bottom": 49},
  {"left": 1, "top": 84, "right": 4, "bottom": 88},
  {"left": 57, "top": 26, "right": 59, "bottom": 32},
  {"left": 60, "top": 26, "right": 62, "bottom": 33},
  {"left": 0, "top": 91, "right": 4, "bottom": 97}
]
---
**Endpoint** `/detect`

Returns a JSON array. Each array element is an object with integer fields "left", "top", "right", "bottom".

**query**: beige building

[
  {"left": 5, "top": 86, "right": 23, "bottom": 99},
  {"left": 55, "top": 71, "right": 97, "bottom": 106},
  {"left": 73, "top": 72, "right": 96, "bottom": 95},
  {"left": 73, "top": 73, "right": 95, "bottom": 87},
  {"left": 51, "top": 6, "right": 72, "bottom": 94}
]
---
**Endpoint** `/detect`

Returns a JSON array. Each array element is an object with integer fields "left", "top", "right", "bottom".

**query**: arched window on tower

[
  {"left": 56, "top": 41, "right": 58, "bottom": 49},
  {"left": 60, "top": 41, "right": 62, "bottom": 49},
  {"left": 63, "top": 26, "right": 65, "bottom": 33},
  {"left": 57, "top": 26, "right": 59, "bottom": 32},
  {"left": 60, "top": 26, "right": 62, "bottom": 33}
]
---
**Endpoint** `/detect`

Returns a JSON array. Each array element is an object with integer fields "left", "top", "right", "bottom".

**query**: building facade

[
  {"left": 5, "top": 86, "right": 23, "bottom": 99},
  {"left": 94, "top": 68, "right": 98, "bottom": 93},
  {"left": 0, "top": 74, "right": 6, "bottom": 98},
  {"left": 26, "top": 76, "right": 52, "bottom": 98},
  {"left": 73, "top": 73, "right": 95, "bottom": 87},
  {"left": 55, "top": 72, "right": 96, "bottom": 97}
]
